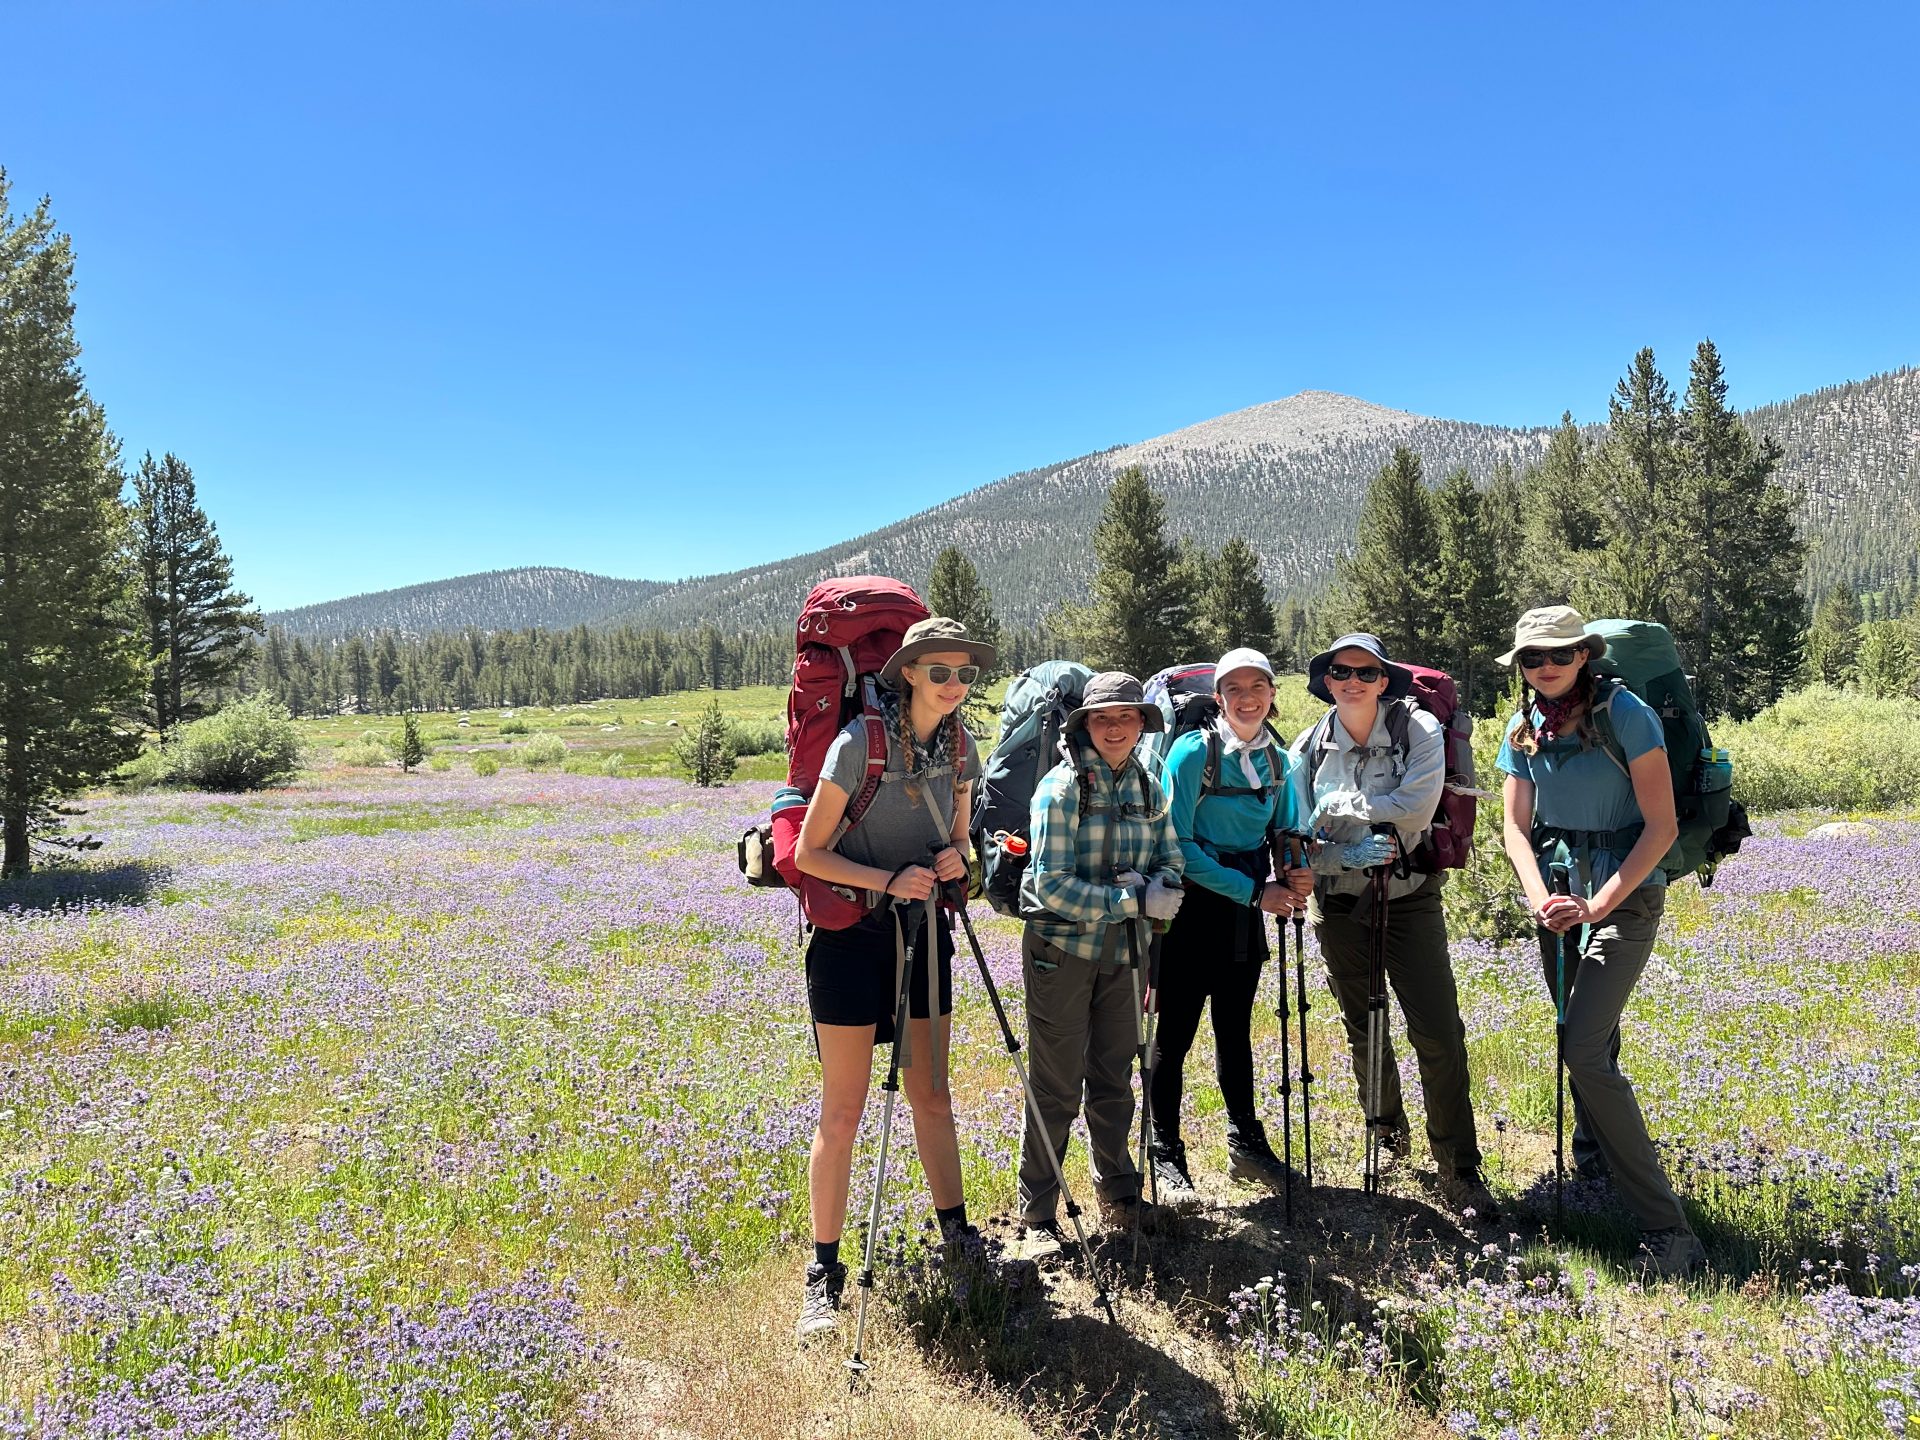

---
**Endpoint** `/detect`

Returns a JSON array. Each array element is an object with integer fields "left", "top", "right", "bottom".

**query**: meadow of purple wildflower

[{"left": 0, "top": 770, "right": 1914, "bottom": 1438}]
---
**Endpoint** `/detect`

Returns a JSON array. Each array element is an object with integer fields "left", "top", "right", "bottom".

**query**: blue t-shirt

[
  {"left": 1164, "top": 725, "right": 1298, "bottom": 905},
  {"left": 1495, "top": 686, "right": 1667, "bottom": 892}
]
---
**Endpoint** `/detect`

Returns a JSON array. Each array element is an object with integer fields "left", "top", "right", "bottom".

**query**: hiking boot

[
  {"left": 1227, "top": 1130, "right": 1296, "bottom": 1193},
  {"left": 1437, "top": 1167, "right": 1501, "bottom": 1223},
  {"left": 1150, "top": 1140, "right": 1201, "bottom": 1209},
  {"left": 1574, "top": 1153, "right": 1611, "bottom": 1184},
  {"left": 796, "top": 1261, "right": 846, "bottom": 1341},
  {"left": 1018, "top": 1217, "right": 1068, "bottom": 1263},
  {"left": 1633, "top": 1227, "right": 1706, "bottom": 1280},
  {"left": 1098, "top": 1192, "right": 1159, "bottom": 1235}
]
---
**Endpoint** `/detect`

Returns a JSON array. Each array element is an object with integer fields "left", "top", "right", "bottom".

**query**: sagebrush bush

[
  {"left": 472, "top": 752, "right": 500, "bottom": 777},
  {"left": 724, "top": 719, "right": 785, "bottom": 757},
  {"left": 154, "top": 695, "right": 303, "bottom": 791},
  {"left": 1717, "top": 685, "right": 1920, "bottom": 811},
  {"left": 498, "top": 718, "right": 530, "bottom": 736},
  {"left": 520, "top": 732, "right": 568, "bottom": 769},
  {"left": 335, "top": 740, "right": 392, "bottom": 768}
]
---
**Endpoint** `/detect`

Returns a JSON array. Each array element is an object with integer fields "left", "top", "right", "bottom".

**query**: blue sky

[{"left": 5, "top": 2, "right": 1915, "bottom": 611}]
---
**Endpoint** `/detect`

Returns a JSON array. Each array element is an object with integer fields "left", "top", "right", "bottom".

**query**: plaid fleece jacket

[{"left": 1020, "top": 738, "right": 1184, "bottom": 966}]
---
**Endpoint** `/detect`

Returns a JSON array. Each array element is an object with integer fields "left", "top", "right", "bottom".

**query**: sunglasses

[
  {"left": 1518, "top": 647, "right": 1584, "bottom": 670},
  {"left": 916, "top": 663, "right": 980, "bottom": 686},
  {"left": 1326, "top": 663, "right": 1386, "bottom": 683}
]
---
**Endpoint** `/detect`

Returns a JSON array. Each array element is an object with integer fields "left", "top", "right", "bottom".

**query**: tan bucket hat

[
  {"left": 1495, "top": 606, "right": 1609, "bottom": 667},
  {"left": 878, "top": 616, "right": 998, "bottom": 686}
]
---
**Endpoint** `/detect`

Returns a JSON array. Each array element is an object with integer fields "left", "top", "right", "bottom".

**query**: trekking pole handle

[
  {"left": 928, "top": 840, "right": 967, "bottom": 910},
  {"left": 1550, "top": 866, "right": 1572, "bottom": 898}
]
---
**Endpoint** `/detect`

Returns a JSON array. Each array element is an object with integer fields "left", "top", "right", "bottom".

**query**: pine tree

[
  {"left": 1805, "top": 584, "right": 1861, "bottom": 687},
  {"left": 1196, "top": 537, "right": 1276, "bottom": 657},
  {"left": 926, "top": 546, "right": 1004, "bottom": 665},
  {"left": 397, "top": 711, "right": 426, "bottom": 772},
  {"left": 1588, "top": 349, "right": 1683, "bottom": 622},
  {"left": 1674, "top": 340, "right": 1807, "bottom": 718},
  {"left": 675, "top": 696, "right": 737, "bottom": 786},
  {"left": 128, "top": 452, "right": 261, "bottom": 731},
  {"left": 1273, "top": 596, "right": 1309, "bottom": 673},
  {"left": 0, "top": 176, "right": 145, "bottom": 876},
  {"left": 1334, "top": 446, "right": 1437, "bottom": 662},
  {"left": 1055, "top": 467, "right": 1198, "bottom": 676},
  {"left": 1430, "top": 468, "right": 1512, "bottom": 714},
  {"left": 1515, "top": 413, "right": 1606, "bottom": 612},
  {"left": 1857, "top": 620, "right": 1918, "bottom": 699}
]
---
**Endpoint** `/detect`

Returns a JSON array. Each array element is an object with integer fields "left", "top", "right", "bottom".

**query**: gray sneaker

[
  {"left": 796, "top": 1261, "right": 846, "bottom": 1341},
  {"left": 1634, "top": 1227, "right": 1706, "bottom": 1280},
  {"left": 1437, "top": 1167, "right": 1501, "bottom": 1223},
  {"left": 1019, "top": 1217, "right": 1067, "bottom": 1262}
]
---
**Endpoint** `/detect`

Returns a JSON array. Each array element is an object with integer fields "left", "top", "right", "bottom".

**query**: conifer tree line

[{"left": 1, "top": 175, "right": 260, "bottom": 874}]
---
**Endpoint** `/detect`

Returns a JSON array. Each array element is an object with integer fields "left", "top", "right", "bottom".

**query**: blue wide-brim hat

[{"left": 1306, "top": 632, "right": 1414, "bottom": 703}]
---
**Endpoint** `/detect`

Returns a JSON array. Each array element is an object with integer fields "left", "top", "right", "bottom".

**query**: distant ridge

[
  {"left": 266, "top": 567, "right": 666, "bottom": 637},
  {"left": 269, "top": 372, "right": 1920, "bottom": 638}
]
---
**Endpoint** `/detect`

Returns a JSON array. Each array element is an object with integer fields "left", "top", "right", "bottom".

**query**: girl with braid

[{"left": 791, "top": 617, "right": 991, "bottom": 1340}]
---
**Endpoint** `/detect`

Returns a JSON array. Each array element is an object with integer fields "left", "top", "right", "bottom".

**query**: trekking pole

[
  {"left": 952, "top": 899, "right": 1119, "bottom": 1324},
  {"left": 1286, "top": 835, "right": 1315, "bottom": 1191},
  {"left": 1264, "top": 835, "right": 1295, "bottom": 1224},
  {"left": 1362, "top": 862, "right": 1391, "bottom": 1196},
  {"left": 1122, "top": 912, "right": 1163, "bottom": 1264},
  {"left": 846, "top": 902, "right": 922, "bottom": 1384},
  {"left": 1551, "top": 864, "right": 1572, "bottom": 1225}
]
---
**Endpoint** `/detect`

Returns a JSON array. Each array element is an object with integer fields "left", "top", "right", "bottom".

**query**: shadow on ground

[{"left": 0, "top": 860, "right": 171, "bottom": 914}]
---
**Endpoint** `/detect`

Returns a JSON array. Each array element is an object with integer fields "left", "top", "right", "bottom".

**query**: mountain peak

[{"left": 1120, "top": 390, "right": 1431, "bottom": 463}]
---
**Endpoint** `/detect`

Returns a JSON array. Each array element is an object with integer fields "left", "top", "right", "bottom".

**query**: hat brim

[
  {"left": 1305, "top": 650, "right": 1413, "bottom": 703},
  {"left": 879, "top": 638, "right": 999, "bottom": 685},
  {"left": 1494, "top": 634, "right": 1607, "bottom": 668},
  {"left": 1065, "top": 701, "right": 1165, "bottom": 734}
]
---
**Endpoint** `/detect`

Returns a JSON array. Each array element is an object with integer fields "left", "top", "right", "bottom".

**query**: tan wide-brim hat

[
  {"left": 1495, "top": 606, "right": 1609, "bottom": 667},
  {"left": 878, "top": 616, "right": 998, "bottom": 686},
  {"left": 1064, "top": 672, "right": 1164, "bottom": 733}
]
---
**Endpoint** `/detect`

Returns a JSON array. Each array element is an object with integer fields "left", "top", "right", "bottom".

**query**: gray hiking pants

[
  {"left": 1535, "top": 885, "right": 1687, "bottom": 1232},
  {"left": 1313, "top": 874, "right": 1484, "bottom": 1175},
  {"left": 1017, "top": 927, "right": 1144, "bottom": 1223}
]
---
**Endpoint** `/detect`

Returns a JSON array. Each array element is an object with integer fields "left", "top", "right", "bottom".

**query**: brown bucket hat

[
  {"left": 1064, "top": 672, "right": 1165, "bottom": 733},
  {"left": 878, "top": 616, "right": 999, "bottom": 686}
]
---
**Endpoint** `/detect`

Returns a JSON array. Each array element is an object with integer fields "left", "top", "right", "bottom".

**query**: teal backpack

[
  {"left": 1577, "top": 618, "right": 1749, "bottom": 885},
  {"left": 971, "top": 661, "right": 1094, "bottom": 916}
]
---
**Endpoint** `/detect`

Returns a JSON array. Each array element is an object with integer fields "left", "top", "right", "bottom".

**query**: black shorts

[{"left": 805, "top": 906, "right": 954, "bottom": 1039}]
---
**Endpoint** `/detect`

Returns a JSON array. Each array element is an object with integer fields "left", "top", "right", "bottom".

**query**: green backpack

[{"left": 1580, "top": 618, "right": 1749, "bottom": 886}]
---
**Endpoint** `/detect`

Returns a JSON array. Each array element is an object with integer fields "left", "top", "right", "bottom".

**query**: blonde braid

[{"left": 895, "top": 682, "right": 921, "bottom": 802}]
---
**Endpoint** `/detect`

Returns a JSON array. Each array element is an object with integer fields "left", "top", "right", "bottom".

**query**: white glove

[{"left": 1142, "top": 876, "right": 1185, "bottom": 921}]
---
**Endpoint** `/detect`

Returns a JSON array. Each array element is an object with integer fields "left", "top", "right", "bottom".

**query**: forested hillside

[{"left": 268, "top": 567, "right": 666, "bottom": 636}]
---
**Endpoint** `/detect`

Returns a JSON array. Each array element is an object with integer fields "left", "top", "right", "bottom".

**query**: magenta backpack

[{"left": 1304, "top": 664, "right": 1478, "bottom": 873}]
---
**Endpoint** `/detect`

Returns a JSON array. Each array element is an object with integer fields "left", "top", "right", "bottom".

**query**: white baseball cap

[{"left": 1214, "top": 647, "right": 1275, "bottom": 684}]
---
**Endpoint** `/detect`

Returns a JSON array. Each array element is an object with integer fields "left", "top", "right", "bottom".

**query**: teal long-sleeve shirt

[{"left": 1163, "top": 725, "right": 1300, "bottom": 906}]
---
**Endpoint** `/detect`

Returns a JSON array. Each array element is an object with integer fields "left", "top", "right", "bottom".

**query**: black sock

[
  {"left": 814, "top": 1239, "right": 839, "bottom": 1270},
  {"left": 936, "top": 1203, "right": 969, "bottom": 1234}
]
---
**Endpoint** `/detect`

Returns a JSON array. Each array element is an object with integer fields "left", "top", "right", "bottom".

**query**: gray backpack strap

[{"left": 1586, "top": 681, "right": 1631, "bottom": 778}]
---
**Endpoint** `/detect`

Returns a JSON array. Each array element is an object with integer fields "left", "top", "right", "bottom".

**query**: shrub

[
  {"left": 157, "top": 695, "right": 303, "bottom": 791},
  {"left": 725, "top": 719, "right": 786, "bottom": 758},
  {"left": 428, "top": 753, "right": 452, "bottom": 773},
  {"left": 600, "top": 754, "right": 624, "bottom": 777},
  {"left": 116, "top": 746, "right": 175, "bottom": 793},
  {"left": 520, "top": 732, "right": 567, "bottom": 769},
  {"left": 335, "top": 741, "right": 392, "bottom": 768},
  {"left": 1718, "top": 685, "right": 1920, "bottom": 812},
  {"left": 472, "top": 752, "right": 500, "bottom": 777},
  {"left": 499, "top": 718, "right": 531, "bottom": 736}
]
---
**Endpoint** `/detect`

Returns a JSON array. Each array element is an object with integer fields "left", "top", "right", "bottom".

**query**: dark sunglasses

[
  {"left": 1518, "top": 647, "right": 1584, "bottom": 670},
  {"left": 916, "top": 663, "right": 980, "bottom": 686},
  {"left": 1326, "top": 663, "right": 1386, "bottom": 683}
]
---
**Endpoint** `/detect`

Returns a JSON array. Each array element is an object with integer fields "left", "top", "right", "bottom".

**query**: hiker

[
  {"left": 1149, "top": 647, "right": 1313, "bottom": 1203},
  {"left": 1017, "top": 672, "right": 1185, "bottom": 1258},
  {"left": 790, "top": 617, "right": 992, "bottom": 1338},
  {"left": 1287, "top": 633, "right": 1497, "bottom": 1219},
  {"left": 1494, "top": 606, "right": 1704, "bottom": 1277}
]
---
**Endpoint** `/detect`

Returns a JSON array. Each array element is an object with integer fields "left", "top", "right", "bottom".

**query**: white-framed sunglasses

[{"left": 915, "top": 663, "right": 980, "bottom": 686}]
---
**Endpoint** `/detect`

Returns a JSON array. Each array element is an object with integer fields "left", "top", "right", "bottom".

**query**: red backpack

[
  {"left": 1303, "top": 664, "right": 1478, "bottom": 873},
  {"left": 755, "top": 577, "right": 930, "bottom": 928}
]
